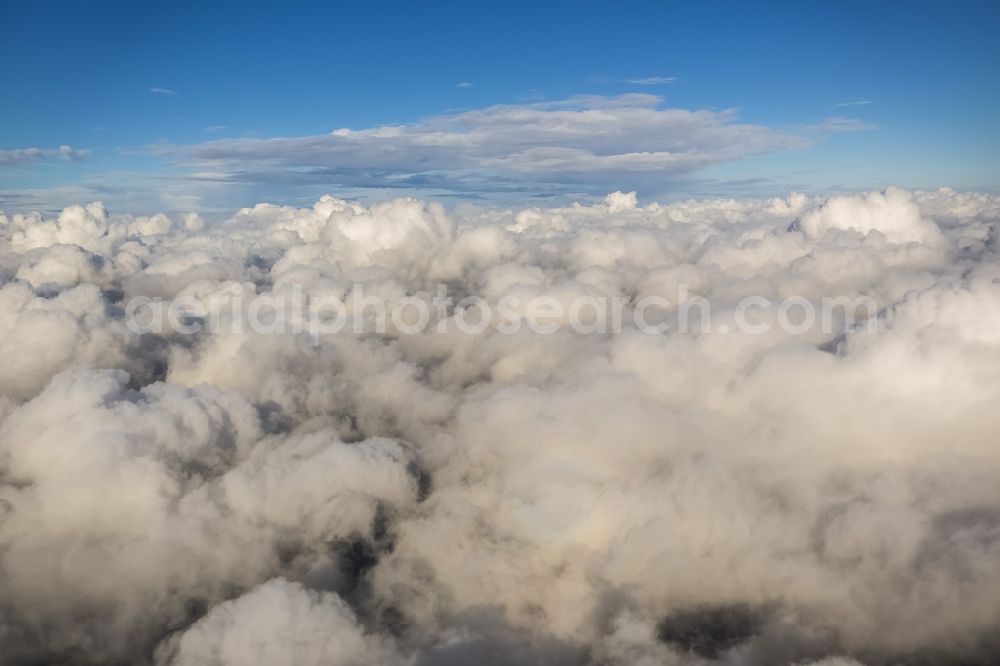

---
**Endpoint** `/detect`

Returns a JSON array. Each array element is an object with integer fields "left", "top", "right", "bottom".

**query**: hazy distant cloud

[
  {"left": 152, "top": 94, "right": 865, "bottom": 196},
  {"left": 0, "top": 174, "right": 209, "bottom": 212},
  {"left": 624, "top": 76, "right": 678, "bottom": 85},
  {"left": 807, "top": 116, "right": 878, "bottom": 133},
  {"left": 203, "top": 126, "right": 228, "bottom": 132},
  {"left": 835, "top": 99, "right": 872, "bottom": 107},
  {"left": 456, "top": 81, "right": 474, "bottom": 88},
  {"left": 150, "top": 87, "right": 179, "bottom": 96},
  {"left": 0, "top": 145, "right": 90, "bottom": 166}
]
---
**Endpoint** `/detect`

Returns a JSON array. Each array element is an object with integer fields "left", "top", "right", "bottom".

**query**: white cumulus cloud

[{"left": 1, "top": 187, "right": 999, "bottom": 665}]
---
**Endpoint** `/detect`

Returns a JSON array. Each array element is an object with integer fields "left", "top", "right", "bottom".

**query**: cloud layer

[
  {"left": 1, "top": 187, "right": 999, "bottom": 665},
  {"left": 154, "top": 95, "right": 867, "bottom": 198}
]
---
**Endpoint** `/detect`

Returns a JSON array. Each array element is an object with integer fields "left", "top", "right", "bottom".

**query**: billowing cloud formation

[
  {"left": 0, "top": 145, "right": 89, "bottom": 166},
  {"left": 1, "top": 187, "right": 1000, "bottom": 665},
  {"left": 155, "top": 578, "right": 403, "bottom": 666},
  {"left": 154, "top": 95, "right": 867, "bottom": 196}
]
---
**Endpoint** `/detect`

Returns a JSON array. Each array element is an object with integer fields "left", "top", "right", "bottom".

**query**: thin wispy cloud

[
  {"left": 203, "top": 126, "right": 229, "bottom": 132},
  {"left": 456, "top": 81, "right": 474, "bottom": 88},
  {"left": 0, "top": 145, "right": 90, "bottom": 166},
  {"left": 625, "top": 76, "right": 678, "bottom": 85},
  {"left": 835, "top": 98, "right": 872, "bottom": 107},
  {"left": 149, "top": 87, "right": 179, "bottom": 96},
  {"left": 805, "top": 116, "right": 878, "bottom": 133}
]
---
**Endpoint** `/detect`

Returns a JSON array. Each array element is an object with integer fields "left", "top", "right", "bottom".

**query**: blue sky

[{"left": 1, "top": 0, "right": 998, "bottom": 213}]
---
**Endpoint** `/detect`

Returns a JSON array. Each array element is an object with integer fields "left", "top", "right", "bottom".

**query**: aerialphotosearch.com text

[{"left": 125, "top": 283, "right": 880, "bottom": 344}]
